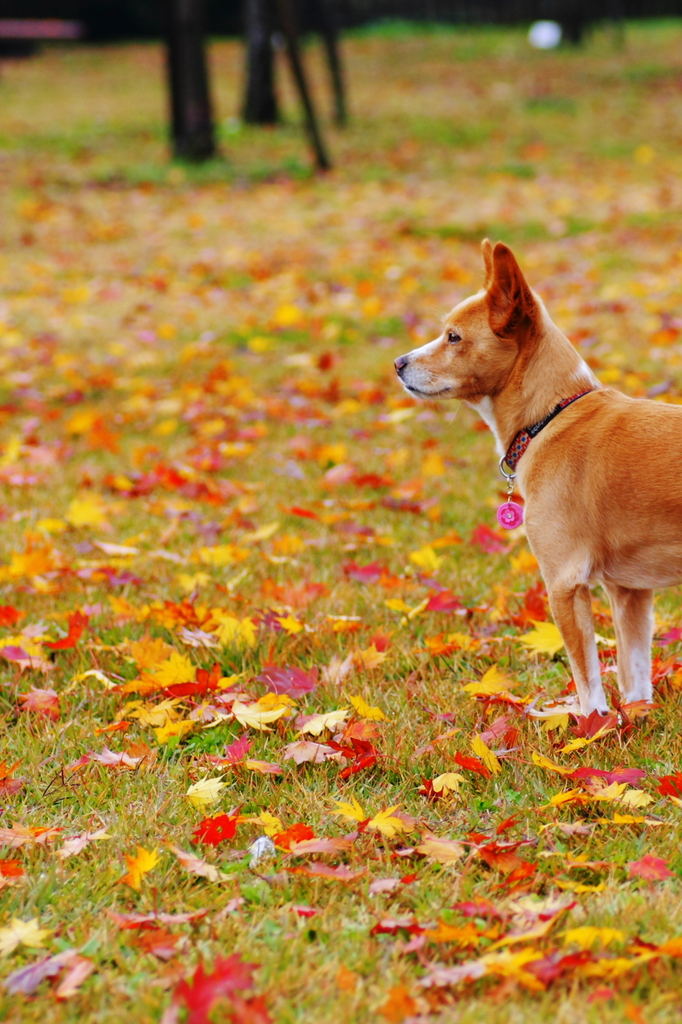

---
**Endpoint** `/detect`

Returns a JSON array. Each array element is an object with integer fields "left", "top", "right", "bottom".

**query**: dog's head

[{"left": 394, "top": 240, "right": 539, "bottom": 403}]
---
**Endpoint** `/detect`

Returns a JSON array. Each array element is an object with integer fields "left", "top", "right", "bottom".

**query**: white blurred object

[
  {"left": 528, "top": 21, "right": 562, "bottom": 49},
  {"left": 248, "top": 835, "right": 276, "bottom": 866}
]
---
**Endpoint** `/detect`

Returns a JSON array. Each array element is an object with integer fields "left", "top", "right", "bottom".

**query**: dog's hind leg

[
  {"left": 603, "top": 583, "right": 653, "bottom": 705},
  {"left": 546, "top": 580, "right": 610, "bottom": 715}
]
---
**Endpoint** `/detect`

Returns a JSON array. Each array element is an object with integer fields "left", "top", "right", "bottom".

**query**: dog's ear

[
  {"left": 486, "top": 242, "right": 538, "bottom": 340},
  {"left": 481, "top": 238, "right": 494, "bottom": 288}
]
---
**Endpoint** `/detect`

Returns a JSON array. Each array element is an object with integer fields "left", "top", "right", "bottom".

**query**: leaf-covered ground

[{"left": 3, "top": 19, "right": 682, "bottom": 1024}]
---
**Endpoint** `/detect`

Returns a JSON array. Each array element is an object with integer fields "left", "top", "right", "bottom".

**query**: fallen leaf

[{"left": 120, "top": 846, "right": 160, "bottom": 890}]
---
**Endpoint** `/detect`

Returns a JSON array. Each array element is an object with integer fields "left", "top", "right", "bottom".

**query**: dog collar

[{"left": 499, "top": 390, "right": 594, "bottom": 480}]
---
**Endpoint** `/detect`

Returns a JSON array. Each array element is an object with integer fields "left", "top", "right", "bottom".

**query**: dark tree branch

[
  {"left": 317, "top": 0, "right": 346, "bottom": 126},
  {"left": 271, "top": 0, "right": 331, "bottom": 171}
]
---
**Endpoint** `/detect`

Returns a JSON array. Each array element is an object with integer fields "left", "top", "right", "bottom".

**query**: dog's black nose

[{"left": 394, "top": 354, "right": 409, "bottom": 375}]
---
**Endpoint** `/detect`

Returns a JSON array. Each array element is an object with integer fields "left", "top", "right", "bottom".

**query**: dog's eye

[{"left": 447, "top": 331, "right": 461, "bottom": 344}]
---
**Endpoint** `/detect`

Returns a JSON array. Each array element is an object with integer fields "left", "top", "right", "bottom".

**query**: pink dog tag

[{"left": 496, "top": 501, "right": 524, "bottom": 530}]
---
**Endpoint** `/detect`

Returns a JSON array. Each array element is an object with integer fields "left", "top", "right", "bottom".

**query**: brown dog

[{"left": 394, "top": 239, "right": 682, "bottom": 716}]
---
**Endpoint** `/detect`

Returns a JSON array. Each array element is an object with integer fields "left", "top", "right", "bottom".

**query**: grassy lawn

[{"left": 2, "top": 18, "right": 682, "bottom": 1023}]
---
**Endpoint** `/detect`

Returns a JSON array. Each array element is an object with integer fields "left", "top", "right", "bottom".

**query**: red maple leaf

[
  {"left": 496, "top": 814, "right": 521, "bottom": 835},
  {"left": 164, "top": 662, "right": 223, "bottom": 698},
  {"left": 511, "top": 581, "right": 548, "bottom": 627},
  {"left": 220, "top": 735, "right": 253, "bottom": 765},
  {"left": 478, "top": 840, "right": 529, "bottom": 873},
  {"left": 454, "top": 751, "right": 492, "bottom": 779},
  {"left": 425, "top": 589, "right": 465, "bottom": 613},
  {"left": 656, "top": 772, "right": 682, "bottom": 798},
  {"left": 342, "top": 561, "right": 387, "bottom": 584},
  {"left": 173, "top": 954, "right": 259, "bottom": 1024},
  {"left": 273, "top": 824, "right": 315, "bottom": 850},
  {"left": 44, "top": 610, "right": 88, "bottom": 650},
  {"left": 191, "top": 813, "right": 239, "bottom": 847},
  {"left": 570, "top": 709, "right": 619, "bottom": 738},
  {"left": 256, "top": 665, "right": 318, "bottom": 698},
  {"left": 18, "top": 687, "right": 60, "bottom": 720},
  {"left": 228, "top": 995, "right": 273, "bottom": 1024},
  {"left": 470, "top": 523, "right": 510, "bottom": 554},
  {"left": 419, "top": 778, "right": 438, "bottom": 801},
  {"left": 658, "top": 627, "right": 682, "bottom": 646},
  {"left": 0, "top": 605, "right": 21, "bottom": 628},
  {"left": 526, "top": 950, "right": 593, "bottom": 986},
  {"left": 571, "top": 766, "right": 646, "bottom": 786},
  {"left": 284, "top": 506, "right": 320, "bottom": 520},
  {"left": 494, "top": 860, "right": 537, "bottom": 890},
  {"left": 451, "top": 900, "right": 502, "bottom": 919},
  {"left": 627, "top": 855, "right": 675, "bottom": 882},
  {"left": 131, "top": 927, "right": 181, "bottom": 960},
  {"left": 0, "top": 858, "right": 24, "bottom": 878}
]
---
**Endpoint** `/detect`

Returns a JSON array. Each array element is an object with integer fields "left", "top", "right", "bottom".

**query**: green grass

[{"left": 1, "top": 19, "right": 682, "bottom": 1024}]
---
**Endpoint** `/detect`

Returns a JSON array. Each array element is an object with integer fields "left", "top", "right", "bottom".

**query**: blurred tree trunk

[
  {"left": 164, "top": 0, "right": 216, "bottom": 160},
  {"left": 243, "top": 0, "right": 279, "bottom": 123},
  {"left": 317, "top": 0, "right": 346, "bottom": 126},
  {"left": 559, "top": 0, "right": 589, "bottom": 45}
]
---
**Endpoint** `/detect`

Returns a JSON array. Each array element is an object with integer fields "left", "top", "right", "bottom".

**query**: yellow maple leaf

[
  {"left": 130, "top": 635, "right": 175, "bottom": 670},
  {"left": 298, "top": 708, "right": 349, "bottom": 736},
  {"left": 126, "top": 698, "right": 182, "bottom": 728},
  {"left": 591, "top": 782, "right": 627, "bottom": 802},
  {"left": 257, "top": 693, "right": 297, "bottom": 711},
  {"left": 4, "top": 543, "right": 55, "bottom": 580},
  {"left": 560, "top": 737, "right": 592, "bottom": 754},
  {"left": 422, "top": 452, "right": 446, "bottom": 477},
  {"left": 531, "top": 751, "right": 573, "bottom": 776},
  {"left": 463, "top": 665, "right": 514, "bottom": 696},
  {"left": 154, "top": 719, "right": 195, "bottom": 744},
  {"left": 185, "top": 777, "right": 225, "bottom": 809},
  {"left": 409, "top": 545, "right": 443, "bottom": 573},
  {"left": 349, "top": 694, "right": 386, "bottom": 721},
  {"left": 385, "top": 598, "right": 411, "bottom": 614},
  {"left": 177, "top": 572, "right": 211, "bottom": 592},
  {"left": 0, "top": 918, "right": 52, "bottom": 957},
  {"left": 519, "top": 621, "right": 564, "bottom": 656},
  {"left": 148, "top": 652, "right": 196, "bottom": 689},
  {"left": 367, "top": 806, "right": 414, "bottom": 838},
  {"left": 231, "top": 699, "right": 289, "bottom": 731},
  {"left": 332, "top": 796, "right": 366, "bottom": 823},
  {"left": 354, "top": 644, "right": 387, "bottom": 670},
  {"left": 251, "top": 811, "right": 283, "bottom": 836},
  {"left": 510, "top": 549, "right": 540, "bottom": 575},
  {"left": 542, "top": 713, "right": 569, "bottom": 733},
  {"left": 432, "top": 772, "right": 466, "bottom": 794},
  {"left": 619, "top": 789, "right": 654, "bottom": 808},
  {"left": 560, "top": 926, "right": 625, "bottom": 949},
  {"left": 274, "top": 302, "right": 303, "bottom": 327},
  {"left": 548, "top": 788, "right": 587, "bottom": 807},
  {"left": 36, "top": 518, "right": 67, "bottom": 535},
  {"left": 66, "top": 493, "right": 108, "bottom": 529},
  {"left": 471, "top": 734, "right": 502, "bottom": 775},
  {"left": 198, "top": 544, "right": 250, "bottom": 567},
  {"left": 242, "top": 521, "right": 280, "bottom": 543},
  {"left": 276, "top": 614, "right": 305, "bottom": 635},
  {"left": 120, "top": 846, "right": 160, "bottom": 890},
  {"left": 416, "top": 834, "right": 466, "bottom": 865},
  {"left": 214, "top": 614, "right": 257, "bottom": 649}
]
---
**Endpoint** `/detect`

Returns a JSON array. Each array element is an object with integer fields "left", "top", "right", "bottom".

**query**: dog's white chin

[{"left": 401, "top": 381, "right": 455, "bottom": 399}]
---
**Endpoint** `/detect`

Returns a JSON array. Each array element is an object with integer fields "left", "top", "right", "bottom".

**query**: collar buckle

[{"left": 498, "top": 455, "right": 516, "bottom": 482}]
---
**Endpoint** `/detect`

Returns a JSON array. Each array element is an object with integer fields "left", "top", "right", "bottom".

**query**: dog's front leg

[
  {"left": 546, "top": 581, "right": 609, "bottom": 715},
  {"left": 603, "top": 583, "right": 654, "bottom": 705}
]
